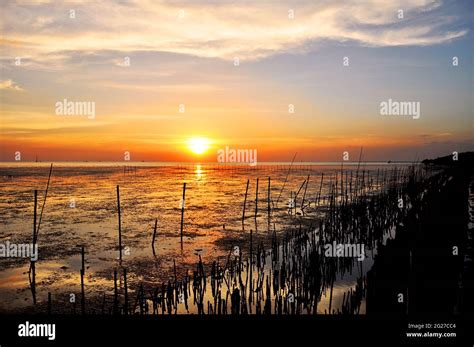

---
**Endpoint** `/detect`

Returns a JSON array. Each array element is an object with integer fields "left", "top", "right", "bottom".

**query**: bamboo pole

[
  {"left": 117, "top": 185, "right": 122, "bottom": 261},
  {"left": 242, "top": 179, "right": 249, "bottom": 222},
  {"left": 152, "top": 218, "right": 158, "bottom": 255},
  {"left": 255, "top": 178, "right": 259, "bottom": 219},
  {"left": 317, "top": 173, "right": 324, "bottom": 206},
  {"left": 276, "top": 152, "right": 297, "bottom": 207},
  {"left": 355, "top": 147, "right": 363, "bottom": 197},
  {"left": 340, "top": 162, "right": 344, "bottom": 204},
  {"left": 30, "top": 190, "right": 37, "bottom": 305},
  {"left": 301, "top": 175, "right": 310, "bottom": 209},
  {"left": 33, "top": 190, "right": 37, "bottom": 245},
  {"left": 267, "top": 177, "right": 271, "bottom": 215},
  {"left": 180, "top": 183, "right": 186, "bottom": 242},
  {"left": 81, "top": 246, "right": 85, "bottom": 273},
  {"left": 295, "top": 179, "right": 306, "bottom": 198},
  {"left": 35, "top": 163, "right": 53, "bottom": 242}
]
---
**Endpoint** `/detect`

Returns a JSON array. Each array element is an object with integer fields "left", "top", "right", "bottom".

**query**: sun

[{"left": 187, "top": 137, "right": 210, "bottom": 155}]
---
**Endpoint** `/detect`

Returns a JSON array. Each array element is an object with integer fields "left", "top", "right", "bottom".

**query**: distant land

[{"left": 422, "top": 151, "right": 474, "bottom": 166}]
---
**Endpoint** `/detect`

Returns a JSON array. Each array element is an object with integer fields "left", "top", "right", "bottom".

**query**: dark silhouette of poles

[
  {"left": 242, "top": 179, "right": 249, "bottom": 222},
  {"left": 81, "top": 246, "right": 85, "bottom": 273},
  {"left": 33, "top": 190, "right": 37, "bottom": 243},
  {"left": 117, "top": 185, "right": 122, "bottom": 261},
  {"left": 317, "top": 173, "right": 324, "bottom": 206},
  {"left": 249, "top": 229, "right": 253, "bottom": 306},
  {"left": 276, "top": 152, "right": 297, "bottom": 207},
  {"left": 255, "top": 178, "right": 259, "bottom": 219},
  {"left": 29, "top": 190, "right": 37, "bottom": 305},
  {"left": 301, "top": 175, "right": 310, "bottom": 209},
  {"left": 355, "top": 147, "right": 363, "bottom": 196},
  {"left": 35, "top": 163, "right": 53, "bottom": 242},
  {"left": 152, "top": 218, "right": 158, "bottom": 255},
  {"left": 340, "top": 162, "right": 344, "bottom": 203},
  {"left": 180, "top": 183, "right": 186, "bottom": 242},
  {"left": 267, "top": 177, "right": 271, "bottom": 215},
  {"left": 290, "top": 191, "right": 294, "bottom": 215},
  {"left": 29, "top": 164, "right": 53, "bottom": 305}
]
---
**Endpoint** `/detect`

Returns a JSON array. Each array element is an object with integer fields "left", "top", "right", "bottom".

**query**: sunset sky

[{"left": 1, "top": 0, "right": 473, "bottom": 162}]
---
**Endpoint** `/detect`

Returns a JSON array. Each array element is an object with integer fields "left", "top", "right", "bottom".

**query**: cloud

[
  {"left": 1, "top": 0, "right": 469, "bottom": 64},
  {"left": 0, "top": 79, "right": 25, "bottom": 91}
]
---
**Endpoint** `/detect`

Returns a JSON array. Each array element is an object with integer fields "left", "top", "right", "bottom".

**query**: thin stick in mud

[
  {"left": 117, "top": 185, "right": 122, "bottom": 261},
  {"left": 276, "top": 152, "right": 297, "bottom": 207},
  {"left": 152, "top": 218, "right": 158, "bottom": 255},
  {"left": 255, "top": 178, "right": 259, "bottom": 219},
  {"left": 29, "top": 190, "right": 38, "bottom": 305},
  {"left": 242, "top": 179, "right": 249, "bottom": 222},
  {"left": 267, "top": 177, "right": 271, "bottom": 216},
  {"left": 180, "top": 183, "right": 186, "bottom": 242}
]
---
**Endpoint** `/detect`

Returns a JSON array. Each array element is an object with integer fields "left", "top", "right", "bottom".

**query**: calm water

[{"left": 0, "top": 162, "right": 404, "bottom": 313}]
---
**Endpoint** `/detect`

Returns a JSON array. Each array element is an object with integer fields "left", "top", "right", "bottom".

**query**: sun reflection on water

[{"left": 195, "top": 164, "right": 203, "bottom": 180}]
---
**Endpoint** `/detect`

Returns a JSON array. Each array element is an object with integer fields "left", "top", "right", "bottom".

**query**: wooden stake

[
  {"left": 180, "top": 183, "right": 186, "bottom": 242},
  {"left": 81, "top": 246, "right": 85, "bottom": 274},
  {"left": 301, "top": 175, "right": 310, "bottom": 209},
  {"left": 341, "top": 162, "right": 344, "bottom": 203},
  {"left": 267, "top": 177, "right": 271, "bottom": 215},
  {"left": 242, "top": 179, "right": 249, "bottom": 222},
  {"left": 317, "top": 173, "right": 324, "bottom": 206},
  {"left": 33, "top": 190, "right": 37, "bottom": 244},
  {"left": 35, "top": 163, "right": 53, "bottom": 242},
  {"left": 255, "top": 178, "right": 259, "bottom": 219},
  {"left": 30, "top": 190, "right": 38, "bottom": 305},
  {"left": 152, "top": 218, "right": 158, "bottom": 255},
  {"left": 117, "top": 185, "right": 122, "bottom": 261},
  {"left": 276, "top": 152, "right": 297, "bottom": 207}
]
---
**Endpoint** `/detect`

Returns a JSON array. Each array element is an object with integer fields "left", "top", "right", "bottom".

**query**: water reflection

[
  {"left": 194, "top": 164, "right": 203, "bottom": 180},
  {"left": 0, "top": 163, "right": 410, "bottom": 313}
]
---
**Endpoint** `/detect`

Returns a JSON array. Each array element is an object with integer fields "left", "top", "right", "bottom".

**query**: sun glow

[{"left": 187, "top": 137, "right": 210, "bottom": 155}]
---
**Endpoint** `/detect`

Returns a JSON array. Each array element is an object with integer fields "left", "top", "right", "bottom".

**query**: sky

[{"left": 0, "top": 0, "right": 473, "bottom": 162}]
